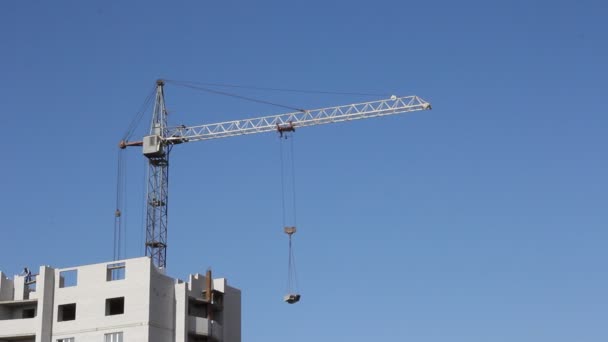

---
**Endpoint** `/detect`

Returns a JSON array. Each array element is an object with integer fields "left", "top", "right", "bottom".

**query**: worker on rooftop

[{"left": 22, "top": 267, "right": 32, "bottom": 283}]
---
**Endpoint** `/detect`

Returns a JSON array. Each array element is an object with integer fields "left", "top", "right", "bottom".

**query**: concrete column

[
  {"left": 174, "top": 282, "right": 187, "bottom": 342},
  {"left": 14, "top": 275, "right": 26, "bottom": 300},
  {"left": 35, "top": 266, "right": 55, "bottom": 342}
]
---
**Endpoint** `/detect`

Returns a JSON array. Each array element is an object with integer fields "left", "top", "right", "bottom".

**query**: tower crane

[{"left": 120, "top": 79, "right": 431, "bottom": 269}]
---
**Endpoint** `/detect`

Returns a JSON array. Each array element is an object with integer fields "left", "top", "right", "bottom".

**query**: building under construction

[{"left": 0, "top": 257, "right": 240, "bottom": 342}]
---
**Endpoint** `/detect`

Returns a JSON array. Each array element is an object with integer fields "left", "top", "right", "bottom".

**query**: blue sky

[{"left": 1, "top": 0, "right": 606, "bottom": 341}]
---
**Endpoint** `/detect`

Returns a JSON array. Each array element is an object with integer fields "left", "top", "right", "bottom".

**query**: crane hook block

[
  {"left": 284, "top": 293, "right": 301, "bottom": 304},
  {"left": 284, "top": 226, "right": 296, "bottom": 235}
]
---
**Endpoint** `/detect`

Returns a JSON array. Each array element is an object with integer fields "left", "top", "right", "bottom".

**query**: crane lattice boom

[{"left": 164, "top": 95, "right": 430, "bottom": 144}]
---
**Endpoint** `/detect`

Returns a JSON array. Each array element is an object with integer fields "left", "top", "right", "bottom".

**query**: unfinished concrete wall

[
  {"left": 148, "top": 265, "right": 176, "bottom": 342},
  {"left": 0, "top": 272, "right": 14, "bottom": 301},
  {"left": 51, "top": 258, "right": 152, "bottom": 341},
  {"left": 223, "top": 285, "right": 242, "bottom": 342}
]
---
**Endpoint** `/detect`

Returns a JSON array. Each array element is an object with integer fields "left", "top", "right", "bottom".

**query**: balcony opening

[
  {"left": 59, "top": 269, "right": 78, "bottom": 288},
  {"left": 188, "top": 298, "right": 208, "bottom": 318},
  {"left": 202, "top": 290, "right": 224, "bottom": 307},
  {"left": 106, "top": 297, "right": 125, "bottom": 316},
  {"left": 106, "top": 262, "right": 125, "bottom": 281},
  {"left": 58, "top": 303, "right": 76, "bottom": 322},
  {"left": 22, "top": 308, "right": 36, "bottom": 318}
]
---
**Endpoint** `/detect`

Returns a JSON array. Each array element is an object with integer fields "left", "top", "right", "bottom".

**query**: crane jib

[{"left": 162, "top": 96, "right": 430, "bottom": 144}]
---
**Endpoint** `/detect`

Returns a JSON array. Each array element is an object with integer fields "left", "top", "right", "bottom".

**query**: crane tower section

[
  {"left": 143, "top": 80, "right": 170, "bottom": 268},
  {"left": 126, "top": 79, "right": 431, "bottom": 269}
]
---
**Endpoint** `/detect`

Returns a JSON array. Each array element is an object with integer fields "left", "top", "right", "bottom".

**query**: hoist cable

[
  {"left": 279, "top": 139, "right": 287, "bottom": 227},
  {"left": 279, "top": 133, "right": 299, "bottom": 294},
  {"left": 287, "top": 236, "right": 293, "bottom": 292},
  {"left": 287, "top": 235, "right": 299, "bottom": 293},
  {"left": 114, "top": 150, "right": 124, "bottom": 260},
  {"left": 164, "top": 79, "right": 387, "bottom": 97},
  {"left": 122, "top": 85, "right": 156, "bottom": 141},
  {"left": 292, "top": 247, "right": 299, "bottom": 292},
  {"left": 287, "top": 236, "right": 291, "bottom": 292},
  {"left": 122, "top": 153, "right": 128, "bottom": 260},
  {"left": 289, "top": 135, "right": 297, "bottom": 227},
  {"left": 115, "top": 84, "right": 155, "bottom": 261},
  {"left": 164, "top": 79, "right": 306, "bottom": 113},
  {"left": 278, "top": 133, "right": 298, "bottom": 227}
]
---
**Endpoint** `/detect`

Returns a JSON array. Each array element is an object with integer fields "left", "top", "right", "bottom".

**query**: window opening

[
  {"left": 105, "top": 297, "right": 125, "bottom": 316},
  {"left": 104, "top": 332, "right": 123, "bottom": 342},
  {"left": 106, "top": 262, "right": 125, "bottom": 281},
  {"left": 58, "top": 303, "right": 76, "bottom": 322},
  {"left": 59, "top": 270, "right": 78, "bottom": 288}
]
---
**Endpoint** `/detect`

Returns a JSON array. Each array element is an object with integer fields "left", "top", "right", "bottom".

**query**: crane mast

[
  {"left": 145, "top": 80, "right": 170, "bottom": 268},
  {"left": 123, "top": 79, "right": 431, "bottom": 269}
]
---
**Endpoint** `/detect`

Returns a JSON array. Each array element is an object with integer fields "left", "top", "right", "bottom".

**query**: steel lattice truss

[
  {"left": 145, "top": 82, "right": 170, "bottom": 268},
  {"left": 164, "top": 95, "right": 431, "bottom": 144}
]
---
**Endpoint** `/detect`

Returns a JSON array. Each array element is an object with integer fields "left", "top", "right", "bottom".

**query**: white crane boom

[{"left": 164, "top": 95, "right": 431, "bottom": 144}]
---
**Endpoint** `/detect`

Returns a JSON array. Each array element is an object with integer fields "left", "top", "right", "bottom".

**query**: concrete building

[{"left": 0, "top": 257, "right": 241, "bottom": 342}]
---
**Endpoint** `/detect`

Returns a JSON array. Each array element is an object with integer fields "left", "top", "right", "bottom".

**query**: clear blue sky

[{"left": 1, "top": 1, "right": 606, "bottom": 341}]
